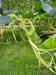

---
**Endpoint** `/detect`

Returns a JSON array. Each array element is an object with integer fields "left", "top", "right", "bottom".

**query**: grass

[{"left": 0, "top": 42, "right": 55, "bottom": 75}]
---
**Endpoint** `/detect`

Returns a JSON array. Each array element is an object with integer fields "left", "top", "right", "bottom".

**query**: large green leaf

[{"left": 41, "top": 35, "right": 56, "bottom": 49}]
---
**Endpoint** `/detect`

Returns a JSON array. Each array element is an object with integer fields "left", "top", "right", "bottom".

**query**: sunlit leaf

[{"left": 41, "top": 35, "right": 56, "bottom": 49}]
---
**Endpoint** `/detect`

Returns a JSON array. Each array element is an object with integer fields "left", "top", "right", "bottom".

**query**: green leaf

[{"left": 41, "top": 35, "right": 56, "bottom": 49}]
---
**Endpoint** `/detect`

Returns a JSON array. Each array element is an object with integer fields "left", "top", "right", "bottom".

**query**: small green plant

[
  {"left": 19, "top": 17, "right": 56, "bottom": 74},
  {"left": 0, "top": 13, "right": 56, "bottom": 74},
  {"left": 9, "top": 14, "right": 56, "bottom": 74}
]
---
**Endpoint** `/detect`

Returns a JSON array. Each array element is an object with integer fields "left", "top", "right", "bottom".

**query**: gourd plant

[{"left": 9, "top": 14, "right": 56, "bottom": 74}]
